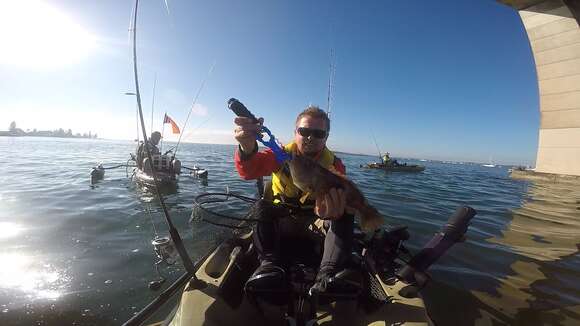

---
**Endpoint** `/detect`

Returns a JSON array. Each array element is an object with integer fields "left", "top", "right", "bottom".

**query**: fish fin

[
  {"left": 359, "top": 205, "right": 384, "bottom": 232},
  {"left": 299, "top": 192, "right": 310, "bottom": 204}
]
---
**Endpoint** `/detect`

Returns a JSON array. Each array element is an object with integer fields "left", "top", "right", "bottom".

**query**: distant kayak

[{"left": 361, "top": 162, "right": 426, "bottom": 172}]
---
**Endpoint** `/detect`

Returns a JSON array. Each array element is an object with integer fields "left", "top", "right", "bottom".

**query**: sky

[{"left": 0, "top": 0, "right": 540, "bottom": 165}]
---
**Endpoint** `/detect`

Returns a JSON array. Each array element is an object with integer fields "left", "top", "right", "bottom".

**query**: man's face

[
  {"left": 151, "top": 135, "right": 161, "bottom": 145},
  {"left": 294, "top": 116, "right": 328, "bottom": 157}
]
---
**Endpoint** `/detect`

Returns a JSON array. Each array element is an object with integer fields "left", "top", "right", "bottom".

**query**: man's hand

[
  {"left": 314, "top": 188, "right": 346, "bottom": 220},
  {"left": 234, "top": 117, "right": 264, "bottom": 154}
]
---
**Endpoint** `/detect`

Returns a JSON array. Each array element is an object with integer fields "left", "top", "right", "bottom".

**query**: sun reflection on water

[
  {"left": 0, "top": 253, "right": 67, "bottom": 301},
  {"left": 0, "top": 222, "right": 24, "bottom": 239}
]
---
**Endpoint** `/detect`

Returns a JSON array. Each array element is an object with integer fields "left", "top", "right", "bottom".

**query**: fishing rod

[
  {"left": 173, "top": 62, "right": 216, "bottom": 158},
  {"left": 150, "top": 74, "right": 157, "bottom": 136},
  {"left": 160, "top": 111, "right": 166, "bottom": 154},
  {"left": 371, "top": 131, "right": 382, "bottom": 161},
  {"left": 130, "top": 0, "right": 194, "bottom": 275},
  {"left": 326, "top": 48, "right": 335, "bottom": 119}
]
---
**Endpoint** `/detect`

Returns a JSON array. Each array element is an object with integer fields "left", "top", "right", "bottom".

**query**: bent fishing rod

[{"left": 130, "top": 0, "right": 194, "bottom": 274}]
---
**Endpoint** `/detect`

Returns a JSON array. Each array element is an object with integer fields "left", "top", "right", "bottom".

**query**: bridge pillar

[{"left": 501, "top": 0, "right": 580, "bottom": 176}]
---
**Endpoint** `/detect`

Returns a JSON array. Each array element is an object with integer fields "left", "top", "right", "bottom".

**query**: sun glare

[
  {"left": 0, "top": 0, "right": 97, "bottom": 69},
  {"left": 0, "top": 253, "right": 66, "bottom": 300},
  {"left": 0, "top": 222, "right": 24, "bottom": 239}
]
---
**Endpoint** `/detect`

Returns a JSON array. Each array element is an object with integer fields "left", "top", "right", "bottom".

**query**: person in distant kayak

[
  {"left": 136, "top": 131, "right": 162, "bottom": 170},
  {"left": 382, "top": 152, "right": 391, "bottom": 166},
  {"left": 234, "top": 105, "right": 358, "bottom": 296}
]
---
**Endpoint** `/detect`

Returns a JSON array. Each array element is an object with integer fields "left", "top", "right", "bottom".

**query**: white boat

[{"left": 482, "top": 156, "right": 496, "bottom": 168}]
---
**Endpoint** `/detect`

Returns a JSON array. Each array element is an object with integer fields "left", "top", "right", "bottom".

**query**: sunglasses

[{"left": 296, "top": 127, "right": 327, "bottom": 139}]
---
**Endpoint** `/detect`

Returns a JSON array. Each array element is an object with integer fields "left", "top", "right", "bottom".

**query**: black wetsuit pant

[{"left": 252, "top": 200, "right": 354, "bottom": 272}]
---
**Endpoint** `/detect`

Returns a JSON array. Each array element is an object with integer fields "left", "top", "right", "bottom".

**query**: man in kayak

[
  {"left": 382, "top": 152, "right": 391, "bottom": 166},
  {"left": 234, "top": 105, "right": 355, "bottom": 295},
  {"left": 136, "top": 131, "right": 162, "bottom": 170}
]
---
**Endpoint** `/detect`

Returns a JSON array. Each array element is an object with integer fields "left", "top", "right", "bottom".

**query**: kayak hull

[
  {"left": 134, "top": 168, "right": 178, "bottom": 186},
  {"left": 362, "top": 163, "right": 426, "bottom": 173}
]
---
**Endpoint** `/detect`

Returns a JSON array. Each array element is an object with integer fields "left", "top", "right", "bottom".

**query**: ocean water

[{"left": 0, "top": 137, "right": 578, "bottom": 325}]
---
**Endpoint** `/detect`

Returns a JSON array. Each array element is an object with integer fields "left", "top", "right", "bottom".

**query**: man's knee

[
  {"left": 328, "top": 214, "right": 354, "bottom": 234},
  {"left": 249, "top": 199, "right": 290, "bottom": 223}
]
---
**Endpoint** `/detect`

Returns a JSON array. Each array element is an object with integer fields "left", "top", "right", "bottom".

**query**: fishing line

[
  {"left": 145, "top": 203, "right": 160, "bottom": 238},
  {"left": 173, "top": 61, "right": 216, "bottom": 157},
  {"left": 189, "top": 116, "right": 212, "bottom": 135}
]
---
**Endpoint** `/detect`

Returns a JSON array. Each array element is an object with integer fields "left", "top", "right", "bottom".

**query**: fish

[{"left": 288, "top": 154, "right": 384, "bottom": 231}]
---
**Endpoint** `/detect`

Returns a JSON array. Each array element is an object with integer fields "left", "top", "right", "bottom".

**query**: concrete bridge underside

[{"left": 500, "top": 0, "right": 580, "bottom": 176}]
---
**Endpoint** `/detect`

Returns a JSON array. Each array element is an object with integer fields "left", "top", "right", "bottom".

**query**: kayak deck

[{"left": 163, "top": 234, "right": 433, "bottom": 326}]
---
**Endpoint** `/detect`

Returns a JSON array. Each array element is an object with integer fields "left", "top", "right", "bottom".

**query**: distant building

[{"left": 1, "top": 121, "right": 98, "bottom": 139}]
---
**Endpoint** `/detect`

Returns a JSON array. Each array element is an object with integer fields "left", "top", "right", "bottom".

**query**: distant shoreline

[
  {"left": 0, "top": 133, "right": 98, "bottom": 139},
  {"left": 0, "top": 131, "right": 97, "bottom": 139}
]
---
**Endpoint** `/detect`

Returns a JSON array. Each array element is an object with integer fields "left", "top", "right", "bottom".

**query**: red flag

[{"left": 163, "top": 114, "right": 180, "bottom": 134}]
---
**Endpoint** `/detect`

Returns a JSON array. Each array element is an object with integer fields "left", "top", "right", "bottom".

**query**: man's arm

[
  {"left": 234, "top": 145, "right": 280, "bottom": 180},
  {"left": 233, "top": 116, "right": 281, "bottom": 180}
]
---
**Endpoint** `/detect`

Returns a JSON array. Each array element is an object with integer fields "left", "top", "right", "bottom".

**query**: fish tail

[{"left": 359, "top": 205, "right": 384, "bottom": 232}]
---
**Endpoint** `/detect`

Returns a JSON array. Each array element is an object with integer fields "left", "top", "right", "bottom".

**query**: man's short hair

[{"left": 295, "top": 105, "right": 330, "bottom": 132}]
